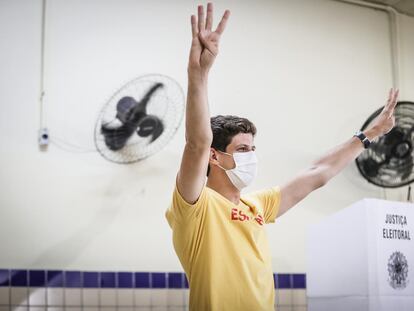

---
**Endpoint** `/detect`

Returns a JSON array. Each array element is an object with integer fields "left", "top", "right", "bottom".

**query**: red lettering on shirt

[
  {"left": 231, "top": 208, "right": 238, "bottom": 220},
  {"left": 230, "top": 208, "right": 262, "bottom": 225},
  {"left": 255, "top": 215, "right": 264, "bottom": 225},
  {"left": 239, "top": 210, "right": 248, "bottom": 221}
]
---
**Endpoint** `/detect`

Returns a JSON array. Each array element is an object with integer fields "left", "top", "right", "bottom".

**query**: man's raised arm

[
  {"left": 177, "top": 3, "right": 230, "bottom": 204},
  {"left": 277, "top": 88, "right": 399, "bottom": 217}
]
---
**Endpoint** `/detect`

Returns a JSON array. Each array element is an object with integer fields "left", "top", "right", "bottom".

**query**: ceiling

[{"left": 361, "top": 0, "right": 414, "bottom": 16}]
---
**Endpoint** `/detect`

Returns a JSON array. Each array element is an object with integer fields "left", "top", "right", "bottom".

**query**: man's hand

[
  {"left": 188, "top": 3, "right": 230, "bottom": 75},
  {"left": 365, "top": 88, "right": 399, "bottom": 140}
]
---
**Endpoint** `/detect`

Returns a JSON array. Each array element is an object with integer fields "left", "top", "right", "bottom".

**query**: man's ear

[{"left": 209, "top": 148, "right": 219, "bottom": 164}]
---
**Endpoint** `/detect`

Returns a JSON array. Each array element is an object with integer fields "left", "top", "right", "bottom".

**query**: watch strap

[{"left": 354, "top": 130, "right": 371, "bottom": 149}]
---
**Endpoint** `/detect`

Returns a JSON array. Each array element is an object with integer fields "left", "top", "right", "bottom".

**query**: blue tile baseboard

[{"left": 0, "top": 269, "right": 305, "bottom": 289}]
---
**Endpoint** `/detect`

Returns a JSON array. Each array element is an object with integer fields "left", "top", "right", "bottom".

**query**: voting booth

[{"left": 306, "top": 199, "right": 414, "bottom": 311}]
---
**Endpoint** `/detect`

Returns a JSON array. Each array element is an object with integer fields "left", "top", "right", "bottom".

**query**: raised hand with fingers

[
  {"left": 367, "top": 88, "right": 400, "bottom": 137},
  {"left": 188, "top": 3, "right": 230, "bottom": 74}
]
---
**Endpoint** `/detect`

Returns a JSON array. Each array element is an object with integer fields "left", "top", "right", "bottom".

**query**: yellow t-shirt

[{"left": 165, "top": 185, "right": 281, "bottom": 311}]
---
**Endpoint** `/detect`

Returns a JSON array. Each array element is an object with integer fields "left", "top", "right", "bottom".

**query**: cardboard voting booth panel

[{"left": 306, "top": 199, "right": 414, "bottom": 311}]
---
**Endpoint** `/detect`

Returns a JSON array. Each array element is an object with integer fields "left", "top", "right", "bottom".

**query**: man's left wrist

[{"left": 364, "top": 126, "right": 381, "bottom": 141}]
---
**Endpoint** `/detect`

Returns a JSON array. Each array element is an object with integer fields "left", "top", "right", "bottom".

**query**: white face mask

[{"left": 216, "top": 150, "right": 258, "bottom": 190}]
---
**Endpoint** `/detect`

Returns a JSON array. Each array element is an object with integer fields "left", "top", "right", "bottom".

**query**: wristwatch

[{"left": 354, "top": 130, "right": 371, "bottom": 149}]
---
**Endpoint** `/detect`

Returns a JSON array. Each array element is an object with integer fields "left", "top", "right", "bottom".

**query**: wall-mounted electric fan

[{"left": 94, "top": 74, "right": 184, "bottom": 164}]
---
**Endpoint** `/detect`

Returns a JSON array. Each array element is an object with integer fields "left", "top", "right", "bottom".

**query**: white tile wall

[
  {"left": 292, "top": 289, "right": 307, "bottom": 306},
  {"left": 46, "top": 288, "right": 63, "bottom": 306},
  {"left": 28, "top": 288, "right": 46, "bottom": 306},
  {"left": 0, "top": 288, "right": 9, "bottom": 305},
  {"left": 99, "top": 288, "right": 117, "bottom": 306},
  {"left": 0, "top": 288, "right": 308, "bottom": 310},
  {"left": 11, "top": 288, "right": 28, "bottom": 306},
  {"left": 167, "top": 289, "right": 184, "bottom": 306},
  {"left": 65, "top": 288, "right": 82, "bottom": 306},
  {"left": 183, "top": 289, "right": 189, "bottom": 306},
  {"left": 278, "top": 289, "right": 293, "bottom": 306},
  {"left": 118, "top": 289, "right": 134, "bottom": 306},
  {"left": 134, "top": 289, "right": 151, "bottom": 306},
  {"left": 82, "top": 289, "right": 99, "bottom": 306},
  {"left": 151, "top": 289, "right": 168, "bottom": 306}
]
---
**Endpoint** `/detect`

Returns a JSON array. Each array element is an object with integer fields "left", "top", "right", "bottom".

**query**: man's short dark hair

[{"left": 207, "top": 115, "right": 257, "bottom": 176}]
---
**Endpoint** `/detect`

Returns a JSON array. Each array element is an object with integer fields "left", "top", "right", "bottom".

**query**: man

[{"left": 165, "top": 3, "right": 399, "bottom": 311}]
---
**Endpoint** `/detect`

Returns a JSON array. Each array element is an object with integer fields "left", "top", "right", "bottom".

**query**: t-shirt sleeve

[
  {"left": 165, "top": 182, "right": 208, "bottom": 228},
  {"left": 246, "top": 186, "right": 281, "bottom": 224}
]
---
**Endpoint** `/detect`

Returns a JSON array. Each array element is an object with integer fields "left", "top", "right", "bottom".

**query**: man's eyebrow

[{"left": 235, "top": 144, "right": 256, "bottom": 149}]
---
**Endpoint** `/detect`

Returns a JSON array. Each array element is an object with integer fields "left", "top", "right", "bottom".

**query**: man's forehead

[{"left": 228, "top": 133, "right": 254, "bottom": 147}]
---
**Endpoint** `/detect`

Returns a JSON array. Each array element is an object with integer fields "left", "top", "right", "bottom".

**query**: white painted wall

[{"left": 0, "top": 0, "right": 413, "bottom": 272}]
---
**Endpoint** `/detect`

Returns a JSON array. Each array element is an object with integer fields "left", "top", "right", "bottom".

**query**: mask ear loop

[
  {"left": 214, "top": 150, "right": 233, "bottom": 171},
  {"left": 216, "top": 150, "right": 232, "bottom": 157},
  {"left": 216, "top": 163, "right": 227, "bottom": 171}
]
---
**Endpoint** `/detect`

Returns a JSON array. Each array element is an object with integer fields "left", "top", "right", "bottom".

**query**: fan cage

[
  {"left": 94, "top": 74, "right": 185, "bottom": 164},
  {"left": 355, "top": 101, "right": 414, "bottom": 188}
]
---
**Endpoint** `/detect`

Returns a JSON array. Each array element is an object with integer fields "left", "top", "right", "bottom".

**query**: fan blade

[
  {"left": 364, "top": 141, "right": 393, "bottom": 166},
  {"left": 404, "top": 125, "right": 414, "bottom": 140},
  {"left": 361, "top": 157, "right": 381, "bottom": 178},
  {"left": 401, "top": 155, "right": 413, "bottom": 181},
  {"left": 116, "top": 83, "right": 164, "bottom": 131},
  {"left": 150, "top": 117, "right": 164, "bottom": 142},
  {"left": 136, "top": 115, "right": 164, "bottom": 142},
  {"left": 130, "top": 83, "right": 164, "bottom": 118},
  {"left": 101, "top": 123, "right": 136, "bottom": 151},
  {"left": 368, "top": 140, "right": 387, "bottom": 155},
  {"left": 384, "top": 127, "right": 405, "bottom": 146},
  {"left": 139, "top": 83, "right": 164, "bottom": 109}
]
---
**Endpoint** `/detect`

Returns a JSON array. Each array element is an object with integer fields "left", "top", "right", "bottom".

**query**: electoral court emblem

[{"left": 387, "top": 251, "right": 409, "bottom": 290}]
